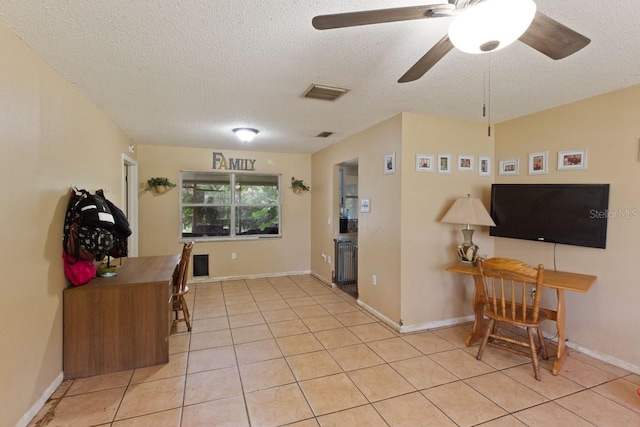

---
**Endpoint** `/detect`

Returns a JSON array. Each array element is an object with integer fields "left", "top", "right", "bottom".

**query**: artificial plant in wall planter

[
  {"left": 290, "top": 177, "right": 310, "bottom": 194},
  {"left": 147, "top": 177, "right": 176, "bottom": 194}
]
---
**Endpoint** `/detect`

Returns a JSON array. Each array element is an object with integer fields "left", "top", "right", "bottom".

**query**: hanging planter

[
  {"left": 155, "top": 185, "right": 169, "bottom": 194},
  {"left": 290, "top": 177, "right": 310, "bottom": 194},
  {"left": 146, "top": 177, "right": 176, "bottom": 194}
]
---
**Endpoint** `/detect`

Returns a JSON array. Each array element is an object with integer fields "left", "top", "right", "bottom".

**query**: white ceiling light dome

[
  {"left": 233, "top": 128, "right": 259, "bottom": 142},
  {"left": 448, "top": 0, "right": 537, "bottom": 54}
]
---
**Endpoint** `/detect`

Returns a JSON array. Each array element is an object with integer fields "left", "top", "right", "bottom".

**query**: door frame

[{"left": 122, "top": 154, "right": 139, "bottom": 257}]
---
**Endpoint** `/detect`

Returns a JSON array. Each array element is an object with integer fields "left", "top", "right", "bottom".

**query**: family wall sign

[{"left": 212, "top": 152, "right": 256, "bottom": 171}]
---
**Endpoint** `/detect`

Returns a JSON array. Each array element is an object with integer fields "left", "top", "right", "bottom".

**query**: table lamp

[{"left": 441, "top": 195, "right": 496, "bottom": 265}]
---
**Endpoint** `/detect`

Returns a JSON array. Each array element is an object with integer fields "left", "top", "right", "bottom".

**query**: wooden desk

[
  {"left": 446, "top": 263, "right": 596, "bottom": 375},
  {"left": 64, "top": 255, "right": 179, "bottom": 378}
]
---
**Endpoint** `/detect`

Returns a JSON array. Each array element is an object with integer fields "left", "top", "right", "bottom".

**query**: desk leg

[
  {"left": 552, "top": 289, "right": 567, "bottom": 375},
  {"left": 466, "top": 275, "right": 488, "bottom": 346}
]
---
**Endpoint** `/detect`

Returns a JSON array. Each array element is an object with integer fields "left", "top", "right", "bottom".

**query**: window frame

[{"left": 179, "top": 171, "right": 282, "bottom": 241}]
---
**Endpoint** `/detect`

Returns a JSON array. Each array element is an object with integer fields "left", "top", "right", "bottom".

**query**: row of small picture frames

[
  {"left": 500, "top": 148, "right": 588, "bottom": 176},
  {"left": 414, "top": 148, "right": 588, "bottom": 176},
  {"left": 415, "top": 153, "right": 492, "bottom": 176}
]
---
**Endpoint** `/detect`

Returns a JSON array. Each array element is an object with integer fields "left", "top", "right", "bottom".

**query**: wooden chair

[
  {"left": 172, "top": 242, "right": 194, "bottom": 331},
  {"left": 476, "top": 257, "right": 548, "bottom": 380}
]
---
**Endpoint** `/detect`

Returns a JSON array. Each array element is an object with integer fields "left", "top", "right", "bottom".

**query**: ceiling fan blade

[
  {"left": 398, "top": 35, "right": 454, "bottom": 83},
  {"left": 312, "top": 4, "right": 454, "bottom": 30},
  {"left": 519, "top": 11, "right": 591, "bottom": 60}
]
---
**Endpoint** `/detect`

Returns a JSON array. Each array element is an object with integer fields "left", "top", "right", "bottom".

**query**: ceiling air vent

[
  {"left": 316, "top": 131, "right": 333, "bottom": 138},
  {"left": 303, "top": 84, "right": 349, "bottom": 101}
]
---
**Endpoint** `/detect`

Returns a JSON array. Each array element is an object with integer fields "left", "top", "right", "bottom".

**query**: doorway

[{"left": 334, "top": 159, "right": 358, "bottom": 297}]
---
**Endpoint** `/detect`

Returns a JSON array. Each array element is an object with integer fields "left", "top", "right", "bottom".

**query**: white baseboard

[
  {"left": 356, "top": 299, "right": 401, "bottom": 332},
  {"left": 565, "top": 340, "right": 640, "bottom": 375},
  {"left": 310, "top": 272, "right": 334, "bottom": 288},
  {"left": 17, "top": 372, "right": 63, "bottom": 427},
  {"left": 355, "top": 301, "right": 476, "bottom": 335},
  {"left": 189, "top": 270, "right": 312, "bottom": 283},
  {"left": 398, "top": 315, "right": 476, "bottom": 334},
  {"left": 512, "top": 328, "right": 640, "bottom": 376}
]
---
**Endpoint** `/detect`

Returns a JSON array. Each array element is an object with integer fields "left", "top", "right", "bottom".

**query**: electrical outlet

[
  {"left": 372, "top": 275, "right": 377, "bottom": 285},
  {"left": 231, "top": 252, "right": 237, "bottom": 260},
  {"left": 321, "top": 252, "right": 326, "bottom": 261}
]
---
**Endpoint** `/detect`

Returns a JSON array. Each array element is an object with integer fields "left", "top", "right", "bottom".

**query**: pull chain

[
  {"left": 486, "top": 53, "right": 491, "bottom": 137},
  {"left": 483, "top": 54, "right": 487, "bottom": 119}
]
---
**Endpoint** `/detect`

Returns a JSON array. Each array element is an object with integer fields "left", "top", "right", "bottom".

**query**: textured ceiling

[{"left": 1, "top": 1, "right": 639, "bottom": 154}]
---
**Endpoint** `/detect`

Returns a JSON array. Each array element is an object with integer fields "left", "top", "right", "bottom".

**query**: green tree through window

[{"left": 181, "top": 172, "right": 280, "bottom": 240}]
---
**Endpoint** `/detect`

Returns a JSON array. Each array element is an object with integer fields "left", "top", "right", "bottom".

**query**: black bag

[
  {"left": 63, "top": 188, "right": 116, "bottom": 262},
  {"left": 108, "top": 235, "right": 128, "bottom": 258},
  {"left": 95, "top": 189, "right": 130, "bottom": 258},
  {"left": 75, "top": 190, "right": 115, "bottom": 230},
  {"left": 76, "top": 224, "right": 114, "bottom": 260},
  {"left": 96, "top": 190, "right": 131, "bottom": 237},
  {"left": 63, "top": 189, "right": 81, "bottom": 255}
]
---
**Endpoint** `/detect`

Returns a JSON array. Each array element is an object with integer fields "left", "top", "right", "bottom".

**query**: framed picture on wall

[
  {"left": 457, "top": 154, "right": 474, "bottom": 172},
  {"left": 360, "top": 198, "right": 371, "bottom": 213},
  {"left": 528, "top": 151, "right": 548, "bottom": 175},
  {"left": 384, "top": 152, "right": 396, "bottom": 174},
  {"left": 558, "top": 149, "right": 587, "bottom": 170},
  {"left": 416, "top": 154, "right": 434, "bottom": 172},
  {"left": 478, "top": 156, "right": 491, "bottom": 177},
  {"left": 437, "top": 153, "right": 451, "bottom": 174},
  {"left": 499, "top": 158, "right": 519, "bottom": 175}
]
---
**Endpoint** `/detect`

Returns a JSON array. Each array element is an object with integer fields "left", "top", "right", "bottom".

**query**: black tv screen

[{"left": 490, "top": 184, "right": 610, "bottom": 249}]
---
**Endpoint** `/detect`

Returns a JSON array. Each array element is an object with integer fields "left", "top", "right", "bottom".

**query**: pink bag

[{"left": 62, "top": 252, "right": 96, "bottom": 286}]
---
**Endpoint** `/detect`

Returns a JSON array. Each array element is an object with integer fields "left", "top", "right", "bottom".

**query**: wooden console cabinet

[{"left": 63, "top": 255, "right": 179, "bottom": 378}]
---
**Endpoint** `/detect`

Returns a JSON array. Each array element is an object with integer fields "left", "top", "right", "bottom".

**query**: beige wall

[
  {"left": 137, "top": 145, "right": 311, "bottom": 278},
  {"left": 400, "top": 113, "right": 494, "bottom": 328},
  {"left": 0, "top": 23, "right": 133, "bottom": 427},
  {"left": 494, "top": 84, "right": 640, "bottom": 370}
]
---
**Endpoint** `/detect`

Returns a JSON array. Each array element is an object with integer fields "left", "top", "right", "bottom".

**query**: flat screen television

[{"left": 490, "top": 184, "right": 610, "bottom": 249}]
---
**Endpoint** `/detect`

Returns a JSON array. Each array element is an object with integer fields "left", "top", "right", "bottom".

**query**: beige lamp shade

[
  {"left": 441, "top": 196, "right": 496, "bottom": 227},
  {"left": 441, "top": 195, "right": 495, "bottom": 265}
]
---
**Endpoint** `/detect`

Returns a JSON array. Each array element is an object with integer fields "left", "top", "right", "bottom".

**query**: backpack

[
  {"left": 95, "top": 190, "right": 131, "bottom": 258},
  {"left": 96, "top": 190, "right": 131, "bottom": 237},
  {"left": 74, "top": 190, "right": 115, "bottom": 229},
  {"left": 62, "top": 188, "right": 116, "bottom": 263},
  {"left": 76, "top": 224, "right": 114, "bottom": 259}
]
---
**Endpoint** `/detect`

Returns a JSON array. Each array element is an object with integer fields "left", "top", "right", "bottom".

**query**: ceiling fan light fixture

[
  {"left": 233, "top": 128, "right": 259, "bottom": 142},
  {"left": 448, "top": 0, "right": 536, "bottom": 54}
]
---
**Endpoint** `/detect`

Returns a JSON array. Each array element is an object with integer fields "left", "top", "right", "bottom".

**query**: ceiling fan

[{"left": 312, "top": 0, "right": 590, "bottom": 83}]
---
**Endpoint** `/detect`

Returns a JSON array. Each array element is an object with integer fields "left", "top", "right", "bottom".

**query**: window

[{"left": 181, "top": 171, "right": 280, "bottom": 240}]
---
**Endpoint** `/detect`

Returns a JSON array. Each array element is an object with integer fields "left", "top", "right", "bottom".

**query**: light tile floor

[{"left": 30, "top": 275, "right": 640, "bottom": 426}]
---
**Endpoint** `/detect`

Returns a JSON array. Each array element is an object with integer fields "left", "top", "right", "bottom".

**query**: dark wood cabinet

[{"left": 63, "top": 255, "right": 179, "bottom": 378}]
